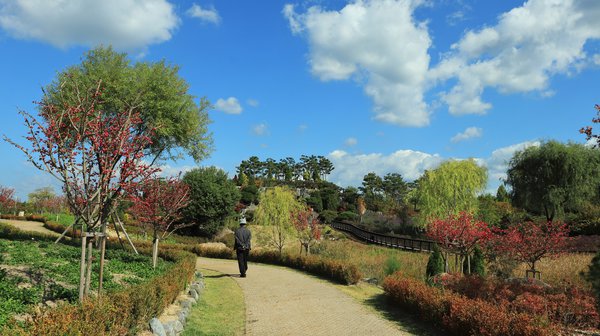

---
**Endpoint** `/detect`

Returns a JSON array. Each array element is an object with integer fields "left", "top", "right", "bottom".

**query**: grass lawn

[
  {"left": 0, "top": 237, "right": 170, "bottom": 327},
  {"left": 182, "top": 268, "right": 245, "bottom": 336}
]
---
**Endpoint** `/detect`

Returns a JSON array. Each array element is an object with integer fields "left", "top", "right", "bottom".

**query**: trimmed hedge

[
  {"left": 383, "top": 273, "right": 559, "bottom": 336},
  {"left": 0, "top": 222, "right": 196, "bottom": 335}
]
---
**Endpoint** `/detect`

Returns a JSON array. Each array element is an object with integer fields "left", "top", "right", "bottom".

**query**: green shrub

[
  {"left": 463, "top": 245, "right": 485, "bottom": 276},
  {"left": 384, "top": 256, "right": 402, "bottom": 276},
  {"left": 319, "top": 210, "right": 337, "bottom": 224},
  {"left": 426, "top": 244, "right": 444, "bottom": 279},
  {"left": 336, "top": 211, "right": 358, "bottom": 222}
]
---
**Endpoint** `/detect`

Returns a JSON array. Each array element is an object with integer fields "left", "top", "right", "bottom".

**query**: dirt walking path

[
  {"left": 197, "top": 258, "right": 414, "bottom": 336},
  {"left": 0, "top": 219, "right": 59, "bottom": 236}
]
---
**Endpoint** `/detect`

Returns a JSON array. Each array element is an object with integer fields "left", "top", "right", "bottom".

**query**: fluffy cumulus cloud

[
  {"left": 253, "top": 123, "right": 269, "bottom": 136},
  {"left": 284, "top": 0, "right": 432, "bottom": 127},
  {"left": 432, "top": 0, "right": 600, "bottom": 115},
  {"left": 215, "top": 97, "right": 243, "bottom": 114},
  {"left": 285, "top": 0, "right": 600, "bottom": 126},
  {"left": 482, "top": 140, "right": 540, "bottom": 183},
  {"left": 326, "top": 140, "right": 540, "bottom": 191},
  {"left": 186, "top": 3, "right": 221, "bottom": 24},
  {"left": 327, "top": 149, "right": 443, "bottom": 187},
  {"left": 0, "top": 0, "right": 179, "bottom": 50},
  {"left": 451, "top": 127, "right": 482, "bottom": 143}
]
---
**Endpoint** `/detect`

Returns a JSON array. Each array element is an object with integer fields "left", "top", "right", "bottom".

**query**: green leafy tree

[
  {"left": 44, "top": 46, "right": 213, "bottom": 163},
  {"left": 340, "top": 186, "right": 359, "bottom": 212},
  {"left": 254, "top": 186, "right": 303, "bottom": 254},
  {"left": 506, "top": 141, "right": 600, "bottom": 221},
  {"left": 319, "top": 182, "right": 340, "bottom": 211},
  {"left": 28, "top": 187, "right": 55, "bottom": 214},
  {"left": 417, "top": 159, "right": 487, "bottom": 224},
  {"left": 240, "top": 184, "right": 259, "bottom": 205},
  {"left": 360, "top": 172, "right": 384, "bottom": 211},
  {"left": 496, "top": 185, "right": 510, "bottom": 202},
  {"left": 182, "top": 167, "right": 241, "bottom": 236}
]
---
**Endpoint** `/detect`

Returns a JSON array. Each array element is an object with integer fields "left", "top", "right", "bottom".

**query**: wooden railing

[{"left": 330, "top": 221, "right": 434, "bottom": 253}]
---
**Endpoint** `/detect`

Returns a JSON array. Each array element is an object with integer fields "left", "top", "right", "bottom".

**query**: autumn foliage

[
  {"left": 0, "top": 186, "right": 16, "bottom": 213},
  {"left": 291, "top": 207, "right": 321, "bottom": 255},
  {"left": 580, "top": 103, "right": 600, "bottom": 146},
  {"left": 426, "top": 211, "right": 492, "bottom": 273},
  {"left": 128, "top": 176, "right": 190, "bottom": 268},
  {"left": 494, "top": 220, "right": 569, "bottom": 276}
]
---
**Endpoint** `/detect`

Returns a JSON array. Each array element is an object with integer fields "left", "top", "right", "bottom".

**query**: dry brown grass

[{"left": 513, "top": 252, "right": 594, "bottom": 288}]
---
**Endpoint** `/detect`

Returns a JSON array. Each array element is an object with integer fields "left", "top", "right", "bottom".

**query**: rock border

[{"left": 149, "top": 271, "right": 205, "bottom": 336}]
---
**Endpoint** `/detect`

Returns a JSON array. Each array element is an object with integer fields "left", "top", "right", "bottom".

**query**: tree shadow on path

[{"left": 365, "top": 293, "right": 443, "bottom": 336}]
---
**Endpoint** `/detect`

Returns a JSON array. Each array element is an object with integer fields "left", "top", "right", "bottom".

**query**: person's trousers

[{"left": 236, "top": 249, "right": 249, "bottom": 275}]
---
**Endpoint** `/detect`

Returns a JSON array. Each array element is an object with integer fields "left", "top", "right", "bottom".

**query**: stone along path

[{"left": 197, "top": 258, "right": 416, "bottom": 336}]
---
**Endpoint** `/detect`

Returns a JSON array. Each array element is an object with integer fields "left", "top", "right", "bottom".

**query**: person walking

[{"left": 234, "top": 217, "right": 251, "bottom": 277}]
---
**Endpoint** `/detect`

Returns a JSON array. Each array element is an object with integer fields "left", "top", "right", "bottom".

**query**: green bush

[
  {"left": 384, "top": 256, "right": 402, "bottom": 276},
  {"left": 426, "top": 244, "right": 444, "bottom": 279},
  {"left": 463, "top": 245, "right": 485, "bottom": 276},
  {"left": 319, "top": 210, "right": 337, "bottom": 224},
  {"left": 336, "top": 211, "right": 358, "bottom": 222}
]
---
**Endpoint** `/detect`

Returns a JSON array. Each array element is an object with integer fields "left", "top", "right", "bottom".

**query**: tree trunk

[
  {"left": 468, "top": 254, "right": 471, "bottom": 274},
  {"left": 98, "top": 234, "right": 106, "bottom": 297},
  {"left": 78, "top": 234, "right": 87, "bottom": 302},
  {"left": 152, "top": 238, "right": 159, "bottom": 269},
  {"left": 84, "top": 238, "right": 93, "bottom": 295}
]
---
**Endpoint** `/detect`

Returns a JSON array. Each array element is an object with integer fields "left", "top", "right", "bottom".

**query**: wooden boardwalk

[{"left": 330, "top": 221, "right": 434, "bottom": 253}]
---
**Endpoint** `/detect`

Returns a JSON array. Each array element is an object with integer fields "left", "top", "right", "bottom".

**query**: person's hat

[{"left": 239, "top": 218, "right": 247, "bottom": 225}]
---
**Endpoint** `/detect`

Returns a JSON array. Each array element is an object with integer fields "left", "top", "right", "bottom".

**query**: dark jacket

[{"left": 234, "top": 225, "right": 252, "bottom": 251}]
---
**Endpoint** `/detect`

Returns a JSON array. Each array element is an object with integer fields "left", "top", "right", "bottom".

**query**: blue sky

[{"left": 0, "top": 0, "right": 598, "bottom": 200}]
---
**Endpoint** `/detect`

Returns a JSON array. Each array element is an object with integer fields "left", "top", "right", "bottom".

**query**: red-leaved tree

[
  {"left": 0, "top": 186, "right": 16, "bottom": 214},
  {"left": 128, "top": 176, "right": 190, "bottom": 268},
  {"left": 5, "top": 78, "right": 158, "bottom": 300},
  {"left": 580, "top": 104, "right": 600, "bottom": 147},
  {"left": 426, "top": 211, "right": 492, "bottom": 274},
  {"left": 292, "top": 207, "right": 321, "bottom": 255},
  {"left": 494, "top": 220, "right": 569, "bottom": 279}
]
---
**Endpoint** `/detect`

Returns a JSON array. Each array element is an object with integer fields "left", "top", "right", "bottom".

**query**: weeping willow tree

[
  {"left": 416, "top": 159, "right": 487, "bottom": 225},
  {"left": 254, "top": 186, "right": 303, "bottom": 254}
]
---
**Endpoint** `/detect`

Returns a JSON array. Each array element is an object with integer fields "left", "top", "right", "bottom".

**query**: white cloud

[
  {"left": 451, "top": 126, "right": 483, "bottom": 143},
  {"left": 327, "top": 149, "right": 443, "bottom": 187},
  {"left": 286, "top": 0, "right": 600, "bottom": 126},
  {"left": 345, "top": 137, "right": 358, "bottom": 146},
  {"left": 186, "top": 3, "right": 221, "bottom": 24},
  {"left": 247, "top": 99, "right": 259, "bottom": 107},
  {"left": 327, "top": 140, "right": 540, "bottom": 193},
  {"left": 253, "top": 123, "right": 269, "bottom": 136},
  {"left": 483, "top": 140, "right": 540, "bottom": 183},
  {"left": 284, "top": 0, "right": 432, "bottom": 127},
  {"left": 157, "top": 164, "right": 195, "bottom": 178},
  {"left": 298, "top": 124, "right": 308, "bottom": 132},
  {"left": 0, "top": 0, "right": 179, "bottom": 50},
  {"left": 215, "top": 97, "right": 242, "bottom": 114},
  {"left": 432, "top": 0, "right": 600, "bottom": 115}
]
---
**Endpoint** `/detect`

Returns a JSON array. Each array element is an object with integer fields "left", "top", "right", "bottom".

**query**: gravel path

[
  {"left": 197, "top": 258, "right": 413, "bottom": 336},
  {"left": 0, "top": 219, "right": 59, "bottom": 236}
]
